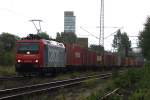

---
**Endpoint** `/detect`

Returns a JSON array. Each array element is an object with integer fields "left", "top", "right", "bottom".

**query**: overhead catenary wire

[
  {"left": 104, "top": 27, "right": 123, "bottom": 39},
  {"left": 104, "top": 30, "right": 118, "bottom": 39},
  {"left": 79, "top": 26, "right": 124, "bottom": 40},
  {"left": 128, "top": 36, "right": 138, "bottom": 37},
  {"left": 80, "top": 26, "right": 100, "bottom": 39},
  {"left": 0, "top": 7, "right": 31, "bottom": 20}
]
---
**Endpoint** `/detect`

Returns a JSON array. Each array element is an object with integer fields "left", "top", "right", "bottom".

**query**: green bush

[
  {"left": 0, "top": 51, "right": 15, "bottom": 66},
  {"left": 87, "top": 91, "right": 102, "bottom": 100},
  {"left": 0, "top": 66, "right": 16, "bottom": 75},
  {"left": 115, "top": 61, "right": 150, "bottom": 100},
  {"left": 114, "top": 68, "right": 142, "bottom": 88},
  {"left": 0, "top": 32, "right": 19, "bottom": 66},
  {"left": 129, "top": 89, "right": 150, "bottom": 100}
]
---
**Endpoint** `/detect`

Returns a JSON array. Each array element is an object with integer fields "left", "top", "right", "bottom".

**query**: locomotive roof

[
  {"left": 16, "top": 39, "right": 65, "bottom": 48},
  {"left": 44, "top": 40, "right": 65, "bottom": 48},
  {"left": 17, "top": 39, "right": 41, "bottom": 43}
]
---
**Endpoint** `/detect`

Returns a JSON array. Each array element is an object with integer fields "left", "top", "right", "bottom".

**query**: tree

[
  {"left": 0, "top": 32, "right": 20, "bottom": 66},
  {"left": 0, "top": 32, "right": 17, "bottom": 51},
  {"left": 38, "top": 32, "right": 50, "bottom": 40},
  {"left": 56, "top": 32, "right": 62, "bottom": 42},
  {"left": 121, "top": 32, "right": 131, "bottom": 56},
  {"left": 112, "top": 29, "right": 122, "bottom": 51},
  {"left": 90, "top": 44, "right": 104, "bottom": 53},
  {"left": 24, "top": 32, "right": 50, "bottom": 40},
  {"left": 0, "top": 40, "right": 4, "bottom": 53},
  {"left": 139, "top": 17, "right": 150, "bottom": 60},
  {"left": 56, "top": 32, "right": 77, "bottom": 44},
  {"left": 0, "top": 41, "right": 4, "bottom": 64},
  {"left": 112, "top": 29, "right": 131, "bottom": 57}
]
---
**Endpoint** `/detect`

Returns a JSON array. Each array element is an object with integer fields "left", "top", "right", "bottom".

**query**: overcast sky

[{"left": 0, "top": 0, "right": 150, "bottom": 50}]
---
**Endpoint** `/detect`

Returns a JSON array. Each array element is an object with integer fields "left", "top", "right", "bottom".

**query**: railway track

[
  {"left": 0, "top": 69, "right": 125, "bottom": 81},
  {"left": 0, "top": 73, "right": 57, "bottom": 81},
  {"left": 0, "top": 73, "right": 101, "bottom": 81},
  {"left": 0, "top": 75, "right": 37, "bottom": 81},
  {"left": 0, "top": 75, "right": 24, "bottom": 80},
  {"left": 0, "top": 72, "right": 113, "bottom": 100}
]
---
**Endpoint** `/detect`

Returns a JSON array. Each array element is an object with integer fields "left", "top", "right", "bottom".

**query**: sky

[{"left": 0, "top": 0, "right": 150, "bottom": 51}]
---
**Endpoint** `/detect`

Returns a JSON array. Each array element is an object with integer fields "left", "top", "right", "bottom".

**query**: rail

[
  {"left": 101, "top": 88, "right": 120, "bottom": 100},
  {"left": 0, "top": 73, "right": 112, "bottom": 100}
]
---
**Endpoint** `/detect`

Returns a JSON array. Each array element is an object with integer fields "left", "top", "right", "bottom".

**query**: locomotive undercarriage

[
  {"left": 15, "top": 63, "right": 40, "bottom": 75},
  {"left": 15, "top": 63, "right": 122, "bottom": 76},
  {"left": 15, "top": 63, "right": 66, "bottom": 76}
]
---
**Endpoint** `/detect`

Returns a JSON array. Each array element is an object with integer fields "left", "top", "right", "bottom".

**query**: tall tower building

[{"left": 64, "top": 11, "right": 76, "bottom": 33}]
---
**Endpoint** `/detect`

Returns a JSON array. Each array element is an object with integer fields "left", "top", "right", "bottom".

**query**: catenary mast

[
  {"left": 99, "top": 0, "right": 104, "bottom": 47},
  {"left": 99, "top": 0, "right": 104, "bottom": 65}
]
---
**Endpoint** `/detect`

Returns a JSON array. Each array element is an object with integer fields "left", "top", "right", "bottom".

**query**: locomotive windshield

[{"left": 17, "top": 43, "right": 39, "bottom": 54}]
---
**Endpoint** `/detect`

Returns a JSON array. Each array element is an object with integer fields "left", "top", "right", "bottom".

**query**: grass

[
  {"left": 54, "top": 70, "right": 98, "bottom": 81},
  {"left": 20, "top": 76, "right": 115, "bottom": 100},
  {"left": 0, "top": 66, "right": 138, "bottom": 100},
  {"left": 85, "top": 69, "right": 131, "bottom": 100},
  {"left": 0, "top": 66, "right": 16, "bottom": 76},
  {"left": 83, "top": 78, "right": 102, "bottom": 89},
  {"left": 85, "top": 79, "right": 119, "bottom": 100},
  {"left": 6, "top": 69, "right": 129, "bottom": 100},
  {"left": 54, "top": 71, "right": 81, "bottom": 80},
  {"left": 89, "top": 63, "right": 148, "bottom": 100},
  {"left": 128, "top": 62, "right": 150, "bottom": 100}
]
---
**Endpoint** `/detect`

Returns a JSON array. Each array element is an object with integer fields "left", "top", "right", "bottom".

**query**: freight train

[{"left": 15, "top": 38, "right": 144, "bottom": 75}]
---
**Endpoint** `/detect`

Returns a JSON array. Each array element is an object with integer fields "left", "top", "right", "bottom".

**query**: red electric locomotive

[{"left": 15, "top": 39, "right": 66, "bottom": 75}]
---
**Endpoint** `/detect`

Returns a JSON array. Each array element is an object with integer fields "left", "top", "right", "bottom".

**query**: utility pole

[
  {"left": 99, "top": 0, "right": 105, "bottom": 66},
  {"left": 99, "top": 0, "right": 104, "bottom": 47},
  {"left": 30, "top": 19, "right": 43, "bottom": 34}
]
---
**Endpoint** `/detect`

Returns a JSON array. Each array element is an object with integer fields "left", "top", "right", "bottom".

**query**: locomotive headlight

[
  {"left": 17, "top": 60, "right": 21, "bottom": 63},
  {"left": 35, "top": 60, "right": 38, "bottom": 63}
]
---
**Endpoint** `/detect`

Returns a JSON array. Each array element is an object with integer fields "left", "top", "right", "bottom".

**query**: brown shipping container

[
  {"left": 104, "top": 53, "right": 107, "bottom": 66},
  {"left": 104, "top": 53, "right": 111, "bottom": 66},
  {"left": 125, "top": 57, "right": 129, "bottom": 67},
  {"left": 66, "top": 44, "right": 84, "bottom": 66},
  {"left": 87, "top": 50, "right": 92, "bottom": 65},
  {"left": 82, "top": 48, "right": 88, "bottom": 65},
  {"left": 112, "top": 54, "right": 117, "bottom": 66}
]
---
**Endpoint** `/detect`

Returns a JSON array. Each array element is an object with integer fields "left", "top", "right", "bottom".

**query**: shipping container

[
  {"left": 65, "top": 44, "right": 83, "bottom": 66},
  {"left": 125, "top": 57, "right": 128, "bottom": 67}
]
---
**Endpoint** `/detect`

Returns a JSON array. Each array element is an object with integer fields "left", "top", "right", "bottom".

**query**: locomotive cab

[{"left": 15, "top": 40, "right": 42, "bottom": 74}]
